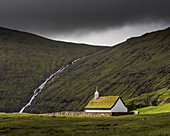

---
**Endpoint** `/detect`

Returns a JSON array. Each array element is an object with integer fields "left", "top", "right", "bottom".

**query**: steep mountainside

[
  {"left": 0, "top": 27, "right": 105, "bottom": 112},
  {"left": 24, "top": 27, "right": 170, "bottom": 113},
  {"left": 0, "top": 27, "right": 169, "bottom": 113}
]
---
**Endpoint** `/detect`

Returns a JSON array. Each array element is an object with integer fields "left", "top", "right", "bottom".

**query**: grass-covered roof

[{"left": 85, "top": 96, "right": 119, "bottom": 109}]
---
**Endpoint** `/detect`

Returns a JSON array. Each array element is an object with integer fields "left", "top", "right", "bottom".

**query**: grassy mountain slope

[
  {"left": 133, "top": 103, "right": 170, "bottom": 114},
  {"left": 27, "top": 27, "right": 170, "bottom": 113},
  {"left": 0, "top": 27, "right": 105, "bottom": 112}
]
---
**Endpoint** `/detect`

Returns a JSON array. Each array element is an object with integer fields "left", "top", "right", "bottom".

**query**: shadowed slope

[{"left": 0, "top": 27, "right": 105, "bottom": 112}]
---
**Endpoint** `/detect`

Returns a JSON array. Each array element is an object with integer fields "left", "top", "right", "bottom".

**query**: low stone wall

[{"left": 47, "top": 112, "right": 131, "bottom": 116}]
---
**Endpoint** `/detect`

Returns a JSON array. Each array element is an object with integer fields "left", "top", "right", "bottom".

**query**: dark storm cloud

[{"left": 0, "top": 0, "right": 170, "bottom": 34}]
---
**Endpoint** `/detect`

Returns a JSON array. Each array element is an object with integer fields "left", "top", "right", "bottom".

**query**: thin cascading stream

[{"left": 19, "top": 57, "right": 83, "bottom": 113}]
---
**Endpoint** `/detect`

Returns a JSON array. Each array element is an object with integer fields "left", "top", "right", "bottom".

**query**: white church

[{"left": 84, "top": 88, "right": 128, "bottom": 113}]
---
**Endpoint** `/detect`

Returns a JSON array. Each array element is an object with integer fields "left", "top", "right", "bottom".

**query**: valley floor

[{"left": 0, "top": 112, "right": 170, "bottom": 136}]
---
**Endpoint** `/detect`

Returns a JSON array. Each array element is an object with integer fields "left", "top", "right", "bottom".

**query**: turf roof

[{"left": 85, "top": 96, "right": 119, "bottom": 109}]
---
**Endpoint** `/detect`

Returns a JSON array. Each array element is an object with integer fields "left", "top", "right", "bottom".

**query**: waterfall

[{"left": 19, "top": 57, "right": 83, "bottom": 113}]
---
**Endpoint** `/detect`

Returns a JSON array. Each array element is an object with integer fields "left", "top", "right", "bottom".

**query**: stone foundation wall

[{"left": 47, "top": 112, "right": 130, "bottom": 116}]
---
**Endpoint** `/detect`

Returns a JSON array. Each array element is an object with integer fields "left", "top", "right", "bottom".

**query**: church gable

[{"left": 111, "top": 98, "right": 128, "bottom": 112}]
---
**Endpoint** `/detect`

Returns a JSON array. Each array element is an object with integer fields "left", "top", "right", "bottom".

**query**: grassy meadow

[
  {"left": 0, "top": 112, "right": 170, "bottom": 136},
  {"left": 134, "top": 103, "right": 170, "bottom": 114}
]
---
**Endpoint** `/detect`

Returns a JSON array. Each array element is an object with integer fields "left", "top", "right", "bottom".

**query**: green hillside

[
  {"left": 27, "top": 27, "right": 170, "bottom": 113},
  {"left": 133, "top": 103, "right": 170, "bottom": 114},
  {"left": 0, "top": 27, "right": 104, "bottom": 112},
  {"left": 0, "top": 27, "right": 169, "bottom": 113}
]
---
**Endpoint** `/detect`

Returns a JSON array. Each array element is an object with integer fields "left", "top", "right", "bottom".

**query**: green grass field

[
  {"left": 0, "top": 112, "right": 170, "bottom": 136},
  {"left": 134, "top": 103, "right": 170, "bottom": 114}
]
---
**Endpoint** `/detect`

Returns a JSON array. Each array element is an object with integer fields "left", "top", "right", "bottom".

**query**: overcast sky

[{"left": 0, "top": 0, "right": 170, "bottom": 46}]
